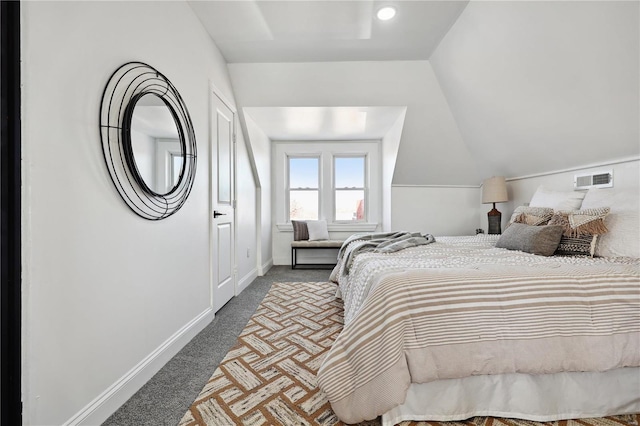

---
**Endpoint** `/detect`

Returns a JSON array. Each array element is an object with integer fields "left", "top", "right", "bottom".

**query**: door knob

[{"left": 213, "top": 210, "right": 226, "bottom": 218}]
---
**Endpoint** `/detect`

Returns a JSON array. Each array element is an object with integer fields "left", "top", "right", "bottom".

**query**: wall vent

[{"left": 574, "top": 170, "right": 613, "bottom": 189}]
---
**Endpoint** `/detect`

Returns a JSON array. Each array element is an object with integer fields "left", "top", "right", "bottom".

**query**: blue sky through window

[
  {"left": 335, "top": 157, "right": 364, "bottom": 188},
  {"left": 289, "top": 157, "right": 318, "bottom": 188}
]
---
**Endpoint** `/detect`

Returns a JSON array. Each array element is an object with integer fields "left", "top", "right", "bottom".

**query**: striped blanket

[
  {"left": 317, "top": 235, "right": 640, "bottom": 424},
  {"left": 336, "top": 231, "right": 435, "bottom": 275}
]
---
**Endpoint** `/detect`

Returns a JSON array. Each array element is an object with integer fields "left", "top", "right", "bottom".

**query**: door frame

[
  {"left": 1, "top": 1, "right": 22, "bottom": 424},
  {"left": 208, "top": 82, "right": 238, "bottom": 311}
]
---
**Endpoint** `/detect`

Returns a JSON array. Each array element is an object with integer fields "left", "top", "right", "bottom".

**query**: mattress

[{"left": 318, "top": 235, "right": 640, "bottom": 424}]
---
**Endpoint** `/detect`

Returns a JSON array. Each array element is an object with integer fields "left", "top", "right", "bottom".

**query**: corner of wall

[{"left": 238, "top": 268, "right": 259, "bottom": 294}]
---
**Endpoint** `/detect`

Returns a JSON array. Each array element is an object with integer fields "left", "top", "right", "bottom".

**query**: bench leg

[{"left": 291, "top": 247, "right": 296, "bottom": 269}]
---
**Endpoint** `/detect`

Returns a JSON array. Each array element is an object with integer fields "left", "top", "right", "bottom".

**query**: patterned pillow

[
  {"left": 291, "top": 220, "right": 309, "bottom": 241},
  {"left": 507, "top": 206, "right": 554, "bottom": 227},
  {"left": 548, "top": 207, "right": 610, "bottom": 256}
]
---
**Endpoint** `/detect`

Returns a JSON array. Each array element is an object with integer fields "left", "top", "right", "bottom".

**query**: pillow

[
  {"left": 529, "top": 185, "right": 586, "bottom": 210},
  {"left": 581, "top": 189, "right": 639, "bottom": 258},
  {"left": 547, "top": 207, "right": 610, "bottom": 256},
  {"left": 291, "top": 220, "right": 309, "bottom": 241},
  {"left": 507, "top": 206, "right": 554, "bottom": 227},
  {"left": 306, "top": 220, "right": 329, "bottom": 241},
  {"left": 495, "top": 223, "right": 564, "bottom": 256}
]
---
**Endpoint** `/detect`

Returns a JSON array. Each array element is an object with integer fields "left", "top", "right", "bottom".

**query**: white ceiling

[
  {"left": 188, "top": 0, "right": 469, "bottom": 63},
  {"left": 188, "top": 1, "right": 467, "bottom": 142},
  {"left": 243, "top": 106, "right": 406, "bottom": 140}
]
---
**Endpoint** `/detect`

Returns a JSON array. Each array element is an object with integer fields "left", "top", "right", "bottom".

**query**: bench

[{"left": 291, "top": 240, "right": 344, "bottom": 269}]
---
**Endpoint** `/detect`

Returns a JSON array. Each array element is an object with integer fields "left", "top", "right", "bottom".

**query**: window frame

[
  {"left": 332, "top": 154, "right": 368, "bottom": 223},
  {"left": 286, "top": 154, "right": 321, "bottom": 222}
]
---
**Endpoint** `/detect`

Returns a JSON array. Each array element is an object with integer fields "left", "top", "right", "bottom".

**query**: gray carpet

[{"left": 103, "top": 266, "right": 331, "bottom": 426}]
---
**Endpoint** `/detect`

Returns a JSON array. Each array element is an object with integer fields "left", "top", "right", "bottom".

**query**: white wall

[
  {"left": 228, "top": 60, "right": 479, "bottom": 186},
  {"left": 502, "top": 158, "right": 640, "bottom": 230},
  {"left": 155, "top": 138, "right": 181, "bottom": 193},
  {"left": 391, "top": 159, "right": 640, "bottom": 237},
  {"left": 130, "top": 129, "right": 155, "bottom": 187},
  {"left": 243, "top": 112, "right": 273, "bottom": 273},
  {"left": 235, "top": 131, "right": 258, "bottom": 290},
  {"left": 21, "top": 1, "right": 255, "bottom": 425},
  {"left": 431, "top": 1, "right": 639, "bottom": 180},
  {"left": 381, "top": 110, "right": 406, "bottom": 231},
  {"left": 392, "top": 186, "right": 481, "bottom": 236}
]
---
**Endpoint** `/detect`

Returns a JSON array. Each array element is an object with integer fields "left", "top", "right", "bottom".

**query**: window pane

[
  {"left": 171, "top": 154, "right": 183, "bottom": 187},
  {"left": 289, "top": 158, "right": 318, "bottom": 188},
  {"left": 335, "top": 190, "right": 365, "bottom": 221},
  {"left": 290, "top": 190, "right": 319, "bottom": 220},
  {"left": 335, "top": 157, "right": 364, "bottom": 188}
]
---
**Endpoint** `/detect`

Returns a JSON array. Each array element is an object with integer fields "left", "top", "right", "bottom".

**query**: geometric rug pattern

[
  {"left": 179, "top": 281, "right": 639, "bottom": 426},
  {"left": 179, "top": 281, "right": 360, "bottom": 426}
]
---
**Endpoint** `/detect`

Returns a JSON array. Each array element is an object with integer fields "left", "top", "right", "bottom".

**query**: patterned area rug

[{"left": 180, "top": 281, "right": 639, "bottom": 426}]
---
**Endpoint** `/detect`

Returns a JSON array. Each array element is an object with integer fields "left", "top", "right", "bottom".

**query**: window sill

[{"left": 276, "top": 222, "right": 379, "bottom": 233}]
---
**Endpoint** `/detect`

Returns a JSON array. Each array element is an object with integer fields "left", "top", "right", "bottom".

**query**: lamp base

[{"left": 487, "top": 205, "right": 502, "bottom": 235}]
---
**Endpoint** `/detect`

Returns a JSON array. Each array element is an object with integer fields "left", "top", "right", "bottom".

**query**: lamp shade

[{"left": 482, "top": 176, "right": 508, "bottom": 204}]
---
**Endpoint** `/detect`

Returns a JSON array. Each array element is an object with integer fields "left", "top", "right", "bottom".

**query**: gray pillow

[
  {"left": 495, "top": 223, "right": 564, "bottom": 256},
  {"left": 291, "top": 220, "right": 309, "bottom": 241}
]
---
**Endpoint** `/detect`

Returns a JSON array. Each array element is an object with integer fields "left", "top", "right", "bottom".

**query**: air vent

[{"left": 574, "top": 170, "right": 613, "bottom": 189}]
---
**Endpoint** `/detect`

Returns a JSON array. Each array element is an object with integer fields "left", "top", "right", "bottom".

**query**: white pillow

[
  {"left": 581, "top": 188, "right": 639, "bottom": 258},
  {"left": 529, "top": 185, "right": 586, "bottom": 210},
  {"left": 306, "top": 220, "right": 329, "bottom": 241}
]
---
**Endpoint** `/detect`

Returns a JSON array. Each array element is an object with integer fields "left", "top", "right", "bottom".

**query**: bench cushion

[{"left": 291, "top": 240, "right": 344, "bottom": 248}]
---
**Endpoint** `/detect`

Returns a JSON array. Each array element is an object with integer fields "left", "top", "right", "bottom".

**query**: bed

[{"left": 316, "top": 186, "right": 640, "bottom": 425}]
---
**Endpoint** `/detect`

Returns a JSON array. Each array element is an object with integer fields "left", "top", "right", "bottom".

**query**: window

[
  {"left": 334, "top": 156, "right": 366, "bottom": 221},
  {"left": 288, "top": 156, "right": 319, "bottom": 220},
  {"left": 274, "top": 141, "right": 380, "bottom": 232},
  {"left": 171, "top": 152, "right": 184, "bottom": 188}
]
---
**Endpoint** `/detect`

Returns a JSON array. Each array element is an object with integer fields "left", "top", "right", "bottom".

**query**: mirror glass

[{"left": 130, "top": 93, "right": 183, "bottom": 195}]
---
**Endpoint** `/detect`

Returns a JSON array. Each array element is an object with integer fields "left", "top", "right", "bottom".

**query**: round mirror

[
  {"left": 125, "top": 93, "right": 185, "bottom": 195},
  {"left": 100, "top": 62, "right": 197, "bottom": 220}
]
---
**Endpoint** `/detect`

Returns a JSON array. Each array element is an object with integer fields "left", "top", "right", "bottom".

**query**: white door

[{"left": 211, "top": 92, "right": 236, "bottom": 313}]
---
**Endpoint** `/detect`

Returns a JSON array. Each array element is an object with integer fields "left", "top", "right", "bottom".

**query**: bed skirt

[{"left": 381, "top": 367, "right": 640, "bottom": 426}]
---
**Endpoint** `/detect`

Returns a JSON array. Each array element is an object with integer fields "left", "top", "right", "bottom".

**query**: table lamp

[{"left": 482, "top": 176, "right": 508, "bottom": 234}]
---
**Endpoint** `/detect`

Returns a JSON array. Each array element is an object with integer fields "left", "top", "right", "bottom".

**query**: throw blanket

[
  {"left": 336, "top": 231, "right": 435, "bottom": 275},
  {"left": 317, "top": 236, "right": 640, "bottom": 424}
]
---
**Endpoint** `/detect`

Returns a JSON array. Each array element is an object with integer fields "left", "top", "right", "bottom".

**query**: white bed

[
  {"left": 382, "top": 368, "right": 640, "bottom": 425},
  {"left": 317, "top": 231, "right": 639, "bottom": 424}
]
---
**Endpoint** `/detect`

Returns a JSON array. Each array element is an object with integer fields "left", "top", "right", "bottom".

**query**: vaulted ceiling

[
  {"left": 188, "top": 0, "right": 639, "bottom": 185},
  {"left": 187, "top": 0, "right": 468, "bottom": 63}
]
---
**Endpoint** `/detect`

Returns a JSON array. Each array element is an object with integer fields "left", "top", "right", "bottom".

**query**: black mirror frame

[{"left": 99, "top": 62, "right": 197, "bottom": 220}]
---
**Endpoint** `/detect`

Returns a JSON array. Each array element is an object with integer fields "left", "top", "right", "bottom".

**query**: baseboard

[
  {"left": 63, "top": 308, "right": 215, "bottom": 426},
  {"left": 273, "top": 255, "right": 291, "bottom": 266},
  {"left": 237, "top": 267, "right": 258, "bottom": 294},
  {"left": 258, "top": 258, "right": 273, "bottom": 275}
]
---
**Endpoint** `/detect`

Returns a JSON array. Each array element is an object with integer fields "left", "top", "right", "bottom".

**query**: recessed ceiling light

[{"left": 376, "top": 6, "right": 396, "bottom": 21}]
